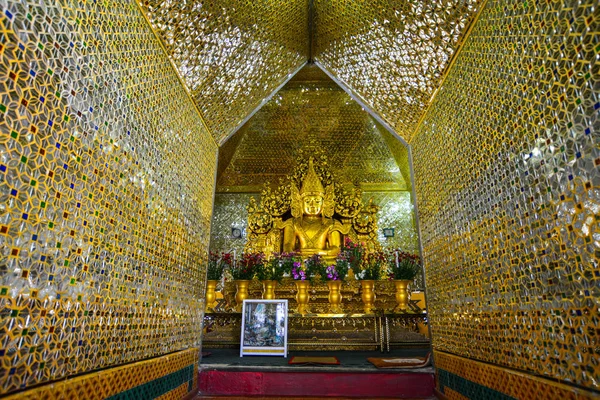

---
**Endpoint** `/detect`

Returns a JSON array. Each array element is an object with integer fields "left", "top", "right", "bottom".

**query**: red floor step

[{"left": 198, "top": 369, "right": 435, "bottom": 398}]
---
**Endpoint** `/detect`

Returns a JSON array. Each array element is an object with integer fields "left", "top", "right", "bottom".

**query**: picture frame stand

[{"left": 240, "top": 299, "right": 288, "bottom": 357}]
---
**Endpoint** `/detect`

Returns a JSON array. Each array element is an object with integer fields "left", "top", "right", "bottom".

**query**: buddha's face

[{"left": 303, "top": 195, "right": 324, "bottom": 216}]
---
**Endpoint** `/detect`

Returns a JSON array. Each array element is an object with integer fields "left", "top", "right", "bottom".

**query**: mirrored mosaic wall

[
  {"left": 313, "top": 0, "right": 483, "bottom": 143},
  {"left": 0, "top": 0, "right": 217, "bottom": 395},
  {"left": 209, "top": 193, "right": 253, "bottom": 256},
  {"left": 140, "top": 0, "right": 309, "bottom": 144},
  {"left": 367, "top": 191, "right": 419, "bottom": 255},
  {"left": 412, "top": 0, "right": 599, "bottom": 391}
]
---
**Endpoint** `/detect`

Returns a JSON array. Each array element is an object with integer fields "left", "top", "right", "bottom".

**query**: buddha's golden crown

[{"left": 300, "top": 158, "right": 324, "bottom": 197}]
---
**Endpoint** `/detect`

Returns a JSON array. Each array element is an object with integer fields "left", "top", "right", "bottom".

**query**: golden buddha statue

[
  {"left": 277, "top": 159, "right": 349, "bottom": 261},
  {"left": 244, "top": 147, "right": 379, "bottom": 259}
]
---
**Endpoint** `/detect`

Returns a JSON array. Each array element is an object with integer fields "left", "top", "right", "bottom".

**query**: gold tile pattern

[
  {"left": 155, "top": 382, "right": 189, "bottom": 400},
  {"left": 139, "top": 0, "right": 309, "bottom": 144},
  {"left": 0, "top": 0, "right": 216, "bottom": 394},
  {"left": 210, "top": 193, "right": 255, "bottom": 256},
  {"left": 413, "top": 0, "right": 599, "bottom": 390},
  {"left": 442, "top": 387, "right": 470, "bottom": 400},
  {"left": 217, "top": 68, "right": 406, "bottom": 190},
  {"left": 435, "top": 351, "right": 599, "bottom": 400},
  {"left": 380, "top": 127, "right": 413, "bottom": 192},
  {"left": 313, "top": 0, "right": 483, "bottom": 142},
  {"left": 3, "top": 348, "right": 198, "bottom": 400},
  {"left": 365, "top": 191, "right": 419, "bottom": 254}
]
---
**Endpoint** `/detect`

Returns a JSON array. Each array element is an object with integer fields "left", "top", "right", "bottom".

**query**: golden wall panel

[
  {"left": 217, "top": 66, "right": 407, "bottom": 190},
  {"left": 413, "top": 0, "right": 599, "bottom": 391},
  {"left": 0, "top": 0, "right": 217, "bottom": 395},
  {"left": 435, "top": 351, "right": 599, "bottom": 400},
  {"left": 140, "top": 0, "right": 309, "bottom": 144},
  {"left": 3, "top": 348, "right": 199, "bottom": 400},
  {"left": 313, "top": 0, "right": 483, "bottom": 143}
]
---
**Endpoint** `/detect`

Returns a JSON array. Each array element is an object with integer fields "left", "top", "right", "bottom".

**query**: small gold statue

[{"left": 277, "top": 159, "right": 349, "bottom": 261}]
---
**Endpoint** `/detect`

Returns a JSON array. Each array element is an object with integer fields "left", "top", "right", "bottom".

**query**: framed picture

[{"left": 240, "top": 299, "right": 288, "bottom": 357}]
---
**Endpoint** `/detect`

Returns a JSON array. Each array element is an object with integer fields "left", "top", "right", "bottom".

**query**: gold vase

[
  {"left": 234, "top": 280, "right": 250, "bottom": 312},
  {"left": 394, "top": 280, "right": 411, "bottom": 312},
  {"left": 360, "top": 280, "right": 376, "bottom": 314},
  {"left": 262, "top": 280, "right": 277, "bottom": 299},
  {"left": 205, "top": 280, "right": 218, "bottom": 312},
  {"left": 295, "top": 280, "right": 311, "bottom": 315},
  {"left": 327, "top": 280, "right": 343, "bottom": 314}
]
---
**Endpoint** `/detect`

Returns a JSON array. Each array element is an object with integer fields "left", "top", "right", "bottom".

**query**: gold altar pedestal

[
  {"left": 262, "top": 280, "right": 278, "bottom": 300},
  {"left": 205, "top": 279, "right": 430, "bottom": 351},
  {"left": 360, "top": 280, "right": 376, "bottom": 314},
  {"left": 234, "top": 280, "right": 250, "bottom": 312},
  {"left": 203, "top": 312, "right": 430, "bottom": 351},
  {"left": 205, "top": 280, "right": 219, "bottom": 312},
  {"left": 295, "top": 280, "right": 311, "bottom": 315},
  {"left": 393, "top": 280, "right": 411, "bottom": 312},
  {"left": 327, "top": 280, "right": 343, "bottom": 314}
]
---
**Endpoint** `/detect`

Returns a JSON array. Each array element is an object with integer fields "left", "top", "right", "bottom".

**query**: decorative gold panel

[
  {"left": 435, "top": 351, "right": 600, "bottom": 400},
  {"left": 413, "top": 0, "right": 599, "bottom": 391},
  {"left": 0, "top": 0, "right": 216, "bottom": 395},
  {"left": 139, "top": 0, "right": 309, "bottom": 144},
  {"left": 2, "top": 348, "right": 199, "bottom": 400},
  {"left": 217, "top": 65, "right": 407, "bottom": 191},
  {"left": 313, "top": 0, "right": 483, "bottom": 143}
]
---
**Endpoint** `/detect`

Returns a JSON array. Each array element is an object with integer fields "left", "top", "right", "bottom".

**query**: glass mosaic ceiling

[
  {"left": 140, "top": 0, "right": 309, "bottom": 145},
  {"left": 313, "top": 0, "right": 482, "bottom": 143},
  {"left": 216, "top": 65, "right": 409, "bottom": 192},
  {"left": 140, "top": 0, "right": 482, "bottom": 145}
]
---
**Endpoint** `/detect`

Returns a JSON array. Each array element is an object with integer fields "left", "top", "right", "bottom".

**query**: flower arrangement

[
  {"left": 355, "top": 250, "right": 386, "bottom": 280},
  {"left": 290, "top": 254, "right": 323, "bottom": 281},
  {"left": 388, "top": 250, "right": 420, "bottom": 280},
  {"left": 230, "top": 252, "right": 265, "bottom": 280},
  {"left": 256, "top": 254, "right": 286, "bottom": 282},
  {"left": 318, "top": 253, "right": 350, "bottom": 281},
  {"left": 291, "top": 260, "right": 307, "bottom": 281},
  {"left": 322, "top": 265, "right": 340, "bottom": 280},
  {"left": 206, "top": 251, "right": 232, "bottom": 280},
  {"left": 333, "top": 252, "right": 350, "bottom": 280},
  {"left": 341, "top": 237, "right": 366, "bottom": 275},
  {"left": 273, "top": 251, "right": 300, "bottom": 276},
  {"left": 303, "top": 254, "right": 325, "bottom": 282}
]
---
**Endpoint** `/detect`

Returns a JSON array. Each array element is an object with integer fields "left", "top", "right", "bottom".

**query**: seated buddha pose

[{"left": 278, "top": 159, "right": 349, "bottom": 261}]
